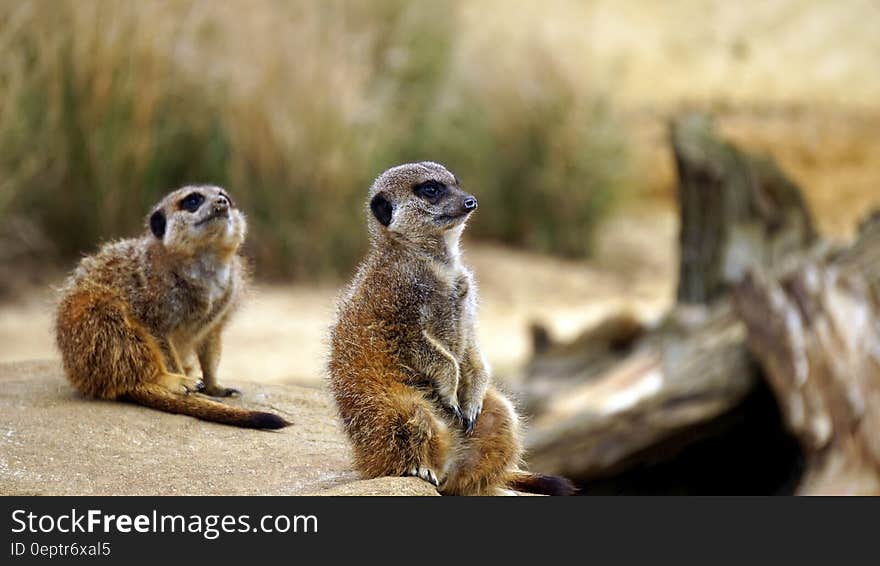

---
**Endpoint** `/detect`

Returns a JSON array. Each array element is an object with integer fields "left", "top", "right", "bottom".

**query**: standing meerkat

[
  {"left": 329, "top": 162, "right": 574, "bottom": 495},
  {"left": 55, "top": 185, "right": 289, "bottom": 429}
]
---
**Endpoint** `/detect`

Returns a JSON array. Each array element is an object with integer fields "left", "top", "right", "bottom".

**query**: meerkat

[
  {"left": 55, "top": 185, "right": 289, "bottom": 429},
  {"left": 329, "top": 162, "right": 575, "bottom": 495}
]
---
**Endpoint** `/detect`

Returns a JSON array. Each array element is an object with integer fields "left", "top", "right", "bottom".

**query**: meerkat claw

[
  {"left": 451, "top": 404, "right": 464, "bottom": 422},
  {"left": 464, "top": 417, "right": 476, "bottom": 435},
  {"left": 177, "top": 377, "right": 202, "bottom": 395},
  {"left": 406, "top": 466, "right": 440, "bottom": 487},
  {"left": 461, "top": 401, "right": 482, "bottom": 434},
  {"left": 196, "top": 382, "right": 241, "bottom": 398}
]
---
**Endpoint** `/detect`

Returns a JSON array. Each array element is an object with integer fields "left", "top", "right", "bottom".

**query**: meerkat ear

[
  {"left": 370, "top": 193, "right": 393, "bottom": 227},
  {"left": 149, "top": 210, "right": 166, "bottom": 239}
]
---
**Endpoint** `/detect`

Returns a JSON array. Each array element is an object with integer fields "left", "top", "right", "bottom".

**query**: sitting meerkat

[
  {"left": 55, "top": 185, "right": 289, "bottom": 429},
  {"left": 329, "top": 162, "right": 574, "bottom": 495}
]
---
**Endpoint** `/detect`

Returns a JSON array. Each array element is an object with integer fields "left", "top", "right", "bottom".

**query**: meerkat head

[
  {"left": 367, "top": 162, "right": 477, "bottom": 248},
  {"left": 146, "top": 185, "right": 247, "bottom": 258}
]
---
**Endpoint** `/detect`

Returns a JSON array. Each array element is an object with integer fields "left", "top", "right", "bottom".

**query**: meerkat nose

[
  {"left": 464, "top": 197, "right": 478, "bottom": 210},
  {"left": 214, "top": 195, "right": 230, "bottom": 212}
]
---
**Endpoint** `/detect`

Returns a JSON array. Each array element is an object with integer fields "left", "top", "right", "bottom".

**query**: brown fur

[
  {"left": 329, "top": 162, "right": 574, "bottom": 495},
  {"left": 55, "top": 185, "right": 288, "bottom": 429}
]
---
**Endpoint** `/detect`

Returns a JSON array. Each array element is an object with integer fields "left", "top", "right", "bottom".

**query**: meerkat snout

[
  {"left": 211, "top": 193, "right": 230, "bottom": 214},
  {"left": 195, "top": 194, "right": 232, "bottom": 227}
]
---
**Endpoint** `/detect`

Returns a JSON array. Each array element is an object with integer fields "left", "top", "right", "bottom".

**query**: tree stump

[{"left": 672, "top": 114, "right": 816, "bottom": 304}]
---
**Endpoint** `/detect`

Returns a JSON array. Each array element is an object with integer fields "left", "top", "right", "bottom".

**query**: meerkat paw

[
  {"left": 460, "top": 398, "right": 483, "bottom": 435},
  {"left": 448, "top": 402, "right": 464, "bottom": 423},
  {"left": 435, "top": 391, "right": 463, "bottom": 422},
  {"left": 405, "top": 465, "right": 440, "bottom": 487},
  {"left": 196, "top": 382, "right": 241, "bottom": 398},
  {"left": 158, "top": 373, "right": 201, "bottom": 395}
]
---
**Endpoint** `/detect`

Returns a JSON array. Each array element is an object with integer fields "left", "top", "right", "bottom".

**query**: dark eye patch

[
  {"left": 413, "top": 180, "right": 445, "bottom": 204},
  {"left": 179, "top": 192, "right": 205, "bottom": 212},
  {"left": 149, "top": 210, "right": 166, "bottom": 239},
  {"left": 370, "top": 193, "right": 393, "bottom": 227}
]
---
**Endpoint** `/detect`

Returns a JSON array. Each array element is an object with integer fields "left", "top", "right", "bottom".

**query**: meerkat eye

[
  {"left": 179, "top": 192, "right": 205, "bottom": 213},
  {"left": 414, "top": 181, "right": 444, "bottom": 202}
]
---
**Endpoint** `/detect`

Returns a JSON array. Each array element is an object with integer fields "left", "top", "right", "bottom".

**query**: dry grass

[
  {"left": 0, "top": 0, "right": 625, "bottom": 281},
  {"left": 2, "top": 0, "right": 877, "bottom": 281},
  {"left": 2, "top": 0, "right": 878, "bottom": 387}
]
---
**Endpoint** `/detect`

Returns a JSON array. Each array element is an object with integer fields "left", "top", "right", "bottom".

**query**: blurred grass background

[
  {"left": 1, "top": 0, "right": 879, "bottom": 380},
  {"left": 0, "top": 0, "right": 626, "bottom": 280}
]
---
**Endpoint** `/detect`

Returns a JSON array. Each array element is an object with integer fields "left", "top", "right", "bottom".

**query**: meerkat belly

[
  {"left": 170, "top": 283, "right": 236, "bottom": 354},
  {"left": 423, "top": 274, "right": 471, "bottom": 358},
  {"left": 153, "top": 276, "right": 235, "bottom": 366}
]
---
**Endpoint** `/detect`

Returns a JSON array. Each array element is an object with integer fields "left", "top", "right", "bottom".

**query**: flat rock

[
  {"left": 306, "top": 477, "right": 439, "bottom": 496},
  {"left": 0, "top": 360, "right": 439, "bottom": 496}
]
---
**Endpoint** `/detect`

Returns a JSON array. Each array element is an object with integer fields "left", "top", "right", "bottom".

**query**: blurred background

[{"left": 1, "top": 0, "right": 879, "bottom": 492}]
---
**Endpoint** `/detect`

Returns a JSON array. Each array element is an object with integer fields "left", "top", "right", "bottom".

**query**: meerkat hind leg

[
  {"left": 394, "top": 391, "right": 449, "bottom": 486},
  {"left": 351, "top": 381, "right": 450, "bottom": 486},
  {"left": 440, "top": 388, "right": 521, "bottom": 496}
]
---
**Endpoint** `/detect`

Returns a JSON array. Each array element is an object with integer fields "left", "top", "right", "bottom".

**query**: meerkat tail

[
  {"left": 507, "top": 472, "right": 577, "bottom": 496},
  {"left": 123, "top": 383, "right": 290, "bottom": 430}
]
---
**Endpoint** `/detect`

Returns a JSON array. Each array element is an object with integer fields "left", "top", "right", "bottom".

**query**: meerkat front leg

[
  {"left": 406, "top": 330, "right": 462, "bottom": 419},
  {"left": 180, "top": 350, "right": 198, "bottom": 377},
  {"left": 458, "top": 345, "right": 490, "bottom": 434},
  {"left": 157, "top": 337, "right": 184, "bottom": 373},
  {"left": 154, "top": 337, "right": 200, "bottom": 393},
  {"left": 195, "top": 328, "right": 240, "bottom": 397}
]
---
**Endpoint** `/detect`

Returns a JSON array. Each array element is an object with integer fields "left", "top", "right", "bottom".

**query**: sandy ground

[{"left": 0, "top": 207, "right": 677, "bottom": 387}]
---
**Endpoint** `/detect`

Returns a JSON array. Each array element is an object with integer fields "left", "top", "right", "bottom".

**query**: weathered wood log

[
  {"left": 524, "top": 304, "right": 757, "bottom": 481},
  {"left": 519, "top": 313, "right": 645, "bottom": 415},
  {"left": 734, "top": 214, "right": 880, "bottom": 494},
  {"left": 673, "top": 113, "right": 816, "bottom": 304}
]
